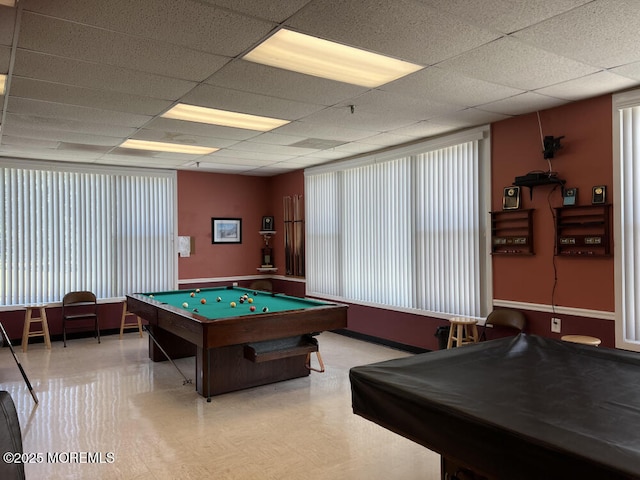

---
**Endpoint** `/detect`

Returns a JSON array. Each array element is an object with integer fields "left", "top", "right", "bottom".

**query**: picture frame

[
  {"left": 502, "top": 186, "right": 520, "bottom": 210},
  {"left": 212, "top": 218, "right": 242, "bottom": 244}
]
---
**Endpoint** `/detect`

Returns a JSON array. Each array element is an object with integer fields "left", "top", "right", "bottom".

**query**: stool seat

[
  {"left": 22, "top": 305, "right": 51, "bottom": 352},
  {"left": 561, "top": 335, "right": 601, "bottom": 346},
  {"left": 120, "top": 302, "right": 143, "bottom": 338},
  {"left": 447, "top": 317, "right": 479, "bottom": 349}
]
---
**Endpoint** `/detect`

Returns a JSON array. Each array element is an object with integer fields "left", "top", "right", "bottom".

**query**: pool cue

[
  {"left": 0, "top": 321, "right": 39, "bottom": 404},
  {"left": 143, "top": 326, "right": 193, "bottom": 386}
]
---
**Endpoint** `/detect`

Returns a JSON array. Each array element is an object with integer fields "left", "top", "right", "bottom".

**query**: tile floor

[{"left": 1, "top": 331, "right": 440, "bottom": 479}]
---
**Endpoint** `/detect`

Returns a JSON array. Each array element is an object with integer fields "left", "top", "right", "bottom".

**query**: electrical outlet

[{"left": 551, "top": 317, "right": 561, "bottom": 333}]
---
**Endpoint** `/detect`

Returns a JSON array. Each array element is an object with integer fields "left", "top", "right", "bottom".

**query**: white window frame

[
  {"left": 304, "top": 126, "right": 492, "bottom": 320},
  {"left": 0, "top": 159, "right": 177, "bottom": 305},
  {"left": 613, "top": 88, "right": 640, "bottom": 351}
]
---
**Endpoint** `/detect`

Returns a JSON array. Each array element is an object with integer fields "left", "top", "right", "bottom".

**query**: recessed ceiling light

[
  {"left": 120, "top": 139, "right": 218, "bottom": 155},
  {"left": 162, "top": 104, "right": 290, "bottom": 132},
  {"left": 243, "top": 29, "right": 423, "bottom": 88},
  {"left": 0, "top": 75, "right": 6, "bottom": 95}
]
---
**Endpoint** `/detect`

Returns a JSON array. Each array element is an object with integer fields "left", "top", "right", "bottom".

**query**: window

[
  {"left": 614, "top": 89, "right": 640, "bottom": 351},
  {"left": 0, "top": 160, "right": 176, "bottom": 305},
  {"left": 305, "top": 127, "right": 491, "bottom": 319}
]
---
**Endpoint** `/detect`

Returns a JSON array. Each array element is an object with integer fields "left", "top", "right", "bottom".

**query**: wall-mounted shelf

[
  {"left": 555, "top": 204, "right": 611, "bottom": 257},
  {"left": 490, "top": 209, "right": 534, "bottom": 255}
]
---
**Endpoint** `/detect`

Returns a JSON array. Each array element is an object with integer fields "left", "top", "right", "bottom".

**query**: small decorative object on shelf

[
  {"left": 502, "top": 186, "right": 521, "bottom": 210},
  {"left": 555, "top": 204, "right": 611, "bottom": 257},
  {"left": 490, "top": 209, "right": 534, "bottom": 255},
  {"left": 258, "top": 230, "right": 277, "bottom": 272},
  {"left": 262, "top": 216, "right": 275, "bottom": 231},
  {"left": 592, "top": 185, "right": 606, "bottom": 204}
]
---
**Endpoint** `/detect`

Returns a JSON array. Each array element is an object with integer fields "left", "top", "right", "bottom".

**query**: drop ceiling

[{"left": 1, "top": 0, "right": 639, "bottom": 176}]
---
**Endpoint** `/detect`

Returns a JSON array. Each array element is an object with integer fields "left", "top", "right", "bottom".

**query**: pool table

[
  {"left": 350, "top": 334, "right": 640, "bottom": 480},
  {"left": 127, "top": 286, "right": 347, "bottom": 400}
]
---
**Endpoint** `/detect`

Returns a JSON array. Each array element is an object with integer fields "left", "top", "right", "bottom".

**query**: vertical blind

[
  {"left": 0, "top": 163, "right": 176, "bottom": 305},
  {"left": 617, "top": 101, "right": 640, "bottom": 346},
  {"left": 305, "top": 135, "right": 486, "bottom": 318}
]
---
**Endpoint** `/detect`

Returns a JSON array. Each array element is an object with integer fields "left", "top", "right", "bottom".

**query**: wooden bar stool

[
  {"left": 447, "top": 317, "right": 479, "bottom": 348},
  {"left": 22, "top": 305, "right": 52, "bottom": 352},
  {"left": 120, "top": 302, "right": 143, "bottom": 338},
  {"left": 561, "top": 335, "right": 601, "bottom": 346}
]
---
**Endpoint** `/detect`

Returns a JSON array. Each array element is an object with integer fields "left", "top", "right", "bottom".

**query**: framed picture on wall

[{"left": 212, "top": 218, "right": 242, "bottom": 244}]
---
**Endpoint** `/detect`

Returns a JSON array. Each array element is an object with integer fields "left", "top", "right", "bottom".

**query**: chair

[
  {"left": 481, "top": 308, "right": 526, "bottom": 341},
  {"left": 62, "top": 291, "right": 100, "bottom": 347},
  {"left": 0, "top": 391, "right": 24, "bottom": 480}
]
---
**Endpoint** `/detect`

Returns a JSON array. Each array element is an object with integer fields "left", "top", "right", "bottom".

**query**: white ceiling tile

[
  {"left": 286, "top": 0, "right": 500, "bottom": 65},
  {"left": 274, "top": 120, "right": 378, "bottom": 142},
  {"left": 299, "top": 106, "right": 424, "bottom": 133},
  {"left": 3, "top": 123, "right": 122, "bottom": 146},
  {"left": 356, "top": 132, "right": 424, "bottom": 147},
  {"left": 429, "top": 108, "right": 512, "bottom": 128},
  {"left": 336, "top": 89, "right": 461, "bottom": 121},
  {"left": 0, "top": 6, "right": 15, "bottom": 46},
  {"left": 513, "top": 0, "right": 640, "bottom": 69},
  {"left": 388, "top": 121, "right": 460, "bottom": 138},
  {"left": 144, "top": 117, "right": 262, "bottom": 141},
  {"left": 13, "top": 50, "right": 198, "bottom": 100},
  {"left": 130, "top": 128, "right": 239, "bottom": 149},
  {"left": 477, "top": 92, "right": 567, "bottom": 115},
  {"left": 6, "top": 112, "right": 137, "bottom": 137},
  {"left": 611, "top": 62, "right": 640, "bottom": 82},
  {"left": 209, "top": 149, "right": 293, "bottom": 162},
  {"left": 7, "top": 97, "right": 152, "bottom": 127},
  {"left": 18, "top": 12, "right": 229, "bottom": 82},
  {"left": 437, "top": 37, "right": 600, "bottom": 90},
  {"left": 224, "top": 141, "right": 319, "bottom": 156},
  {"left": 181, "top": 84, "right": 325, "bottom": 120},
  {"left": 1, "top": 135, "right": 60, "bottom": 148},
  {"left": 10, "top": 77, "right": 173, "bottom": 115},
  {"left": 244, "top": 132, "right": 310, "bottom": 146},
  {"left": 535, "top": 72, "right": 639, "bottom": 101},
  {"left": 23, "top": 0, "right": 275, "bottom": 57},
  {"left": 202, "top": 0, "right": 313, "bottom": 23},
  {"left": 0, "top": 45, "right": 10, "bottom": 71},
  {"left": 205, "top": 60, "right": 369, "bottom": 106},
  {"left": 382, "top": 67, "right": 524, "bottom": 107},
  {"left": 421, "top": 0, "right": 592, "bottom": 34}
]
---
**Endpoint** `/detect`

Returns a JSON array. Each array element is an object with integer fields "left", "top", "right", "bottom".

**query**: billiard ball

[
  {"left": 200, "top": 298, "right": 206, "bottom": 304},
  {"left": 230, "top": 302, "right": 236, "bottom": 308},
  {"left": 149, "top": 294, "right": 154, "bottom": 298},
  {"left": 239, "top": 298, "right": 244, "bottom": 304},
  {"left": 182, "top": 302, "right": 188, "bottom": 308},
  {"left": 190, "top": 292, "right": 195, "bottom": 297},
  {"left": 253, "top": 291, "right": 258, "bottom": 296},
  {"left": 195, "top": 288, "right": 200, "bottom": 293},
  {"left": 262, "top": 307, "right": 269, "bottom": 313},
  {"left": 250, "top": 306, "right": 256, "bottom": 312},
  {"left": 193, "top": 308, "right": 198, "bottom": 312},
  {"left": 216, "top": 297, "right": 221, "bottom": 302},
  {"left": 248, "top": 298, "right": 253, "bottom": 303}
]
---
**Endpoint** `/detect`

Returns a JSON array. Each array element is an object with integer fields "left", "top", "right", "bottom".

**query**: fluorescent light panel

[
  {"left": 243, "top": 29, "right": 423, "bottom": 88},
  {"left": 0, "top": 74, "right": 6, "bottom": 95},
  {"left": 120, "top": 139, "right": 218, "bottom": 155},
  {"left": 162, "top": 104, "right": 290, "bottom": 131}
]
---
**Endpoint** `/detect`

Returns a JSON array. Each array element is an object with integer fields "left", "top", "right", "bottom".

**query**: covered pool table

[
  {"left": 350, "top": 334, "right": 640, "bottom": 480},
  {"left": 127, "top": 286, "right": 347, "bottom": 400}
]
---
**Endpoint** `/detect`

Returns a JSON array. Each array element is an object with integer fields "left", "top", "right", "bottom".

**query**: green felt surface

[{"left": 142, "top": 287, "right": 329, "bottom": 320}]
